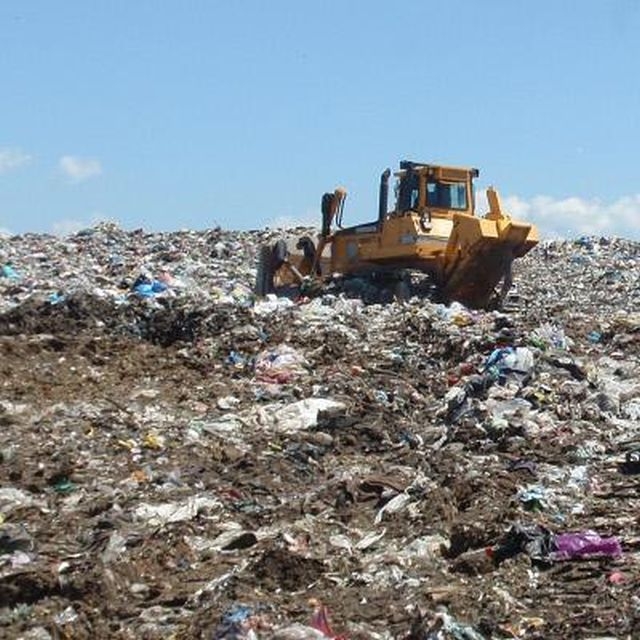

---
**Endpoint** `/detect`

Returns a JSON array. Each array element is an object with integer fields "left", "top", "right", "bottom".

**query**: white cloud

[
  {"left": 51, "top": 213, "right": 117, "bottom": 237},
  {"left": 268, "top": 194, "right": 640, "bottom": 240},
  {"left": 51, "top": 218, "right": 92, "bottom": 236},
  {"left": 0, "top": 148, "right": 31, "bottom": 174},
  {"left": 270, "top": 194, "right": 640, "bottom": 240},
  {"left": 475, "top": 190, "right": 640, "bottom": 240},
  {"left": 59, "top": 155, "right": 102, "bottom": 183},
  {"left": 265, "top": 208, "right": 319, "bottom": 230},
  {"left": 0, "top": 227, "right": 11, "bottom": 238}
]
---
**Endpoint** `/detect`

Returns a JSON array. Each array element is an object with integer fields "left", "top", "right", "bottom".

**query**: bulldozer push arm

[{"left": 310, "top": 187, "right": 347, "bottom": 276}]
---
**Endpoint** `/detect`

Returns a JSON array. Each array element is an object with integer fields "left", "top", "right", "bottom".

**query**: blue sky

[{"left": 2, "top": 1, "right": 640, "bottom": 238}]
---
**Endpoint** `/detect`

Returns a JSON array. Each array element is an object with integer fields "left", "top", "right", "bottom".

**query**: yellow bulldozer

[{"left": 255, "top": 160, "right": 538, "bottom": 308}]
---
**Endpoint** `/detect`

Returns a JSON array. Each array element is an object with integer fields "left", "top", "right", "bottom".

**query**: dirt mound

[{"left": 1, "top": 228, "right": 640, "bottom": 638}]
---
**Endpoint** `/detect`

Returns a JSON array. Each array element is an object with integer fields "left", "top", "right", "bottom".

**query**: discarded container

[{"left": 483, "top": 346, "right": 534, "bottom": 385}]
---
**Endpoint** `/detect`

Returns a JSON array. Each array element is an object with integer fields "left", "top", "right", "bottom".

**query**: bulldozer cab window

[{"left": 427, "top": 181, "right": 468, "bottom": 210}]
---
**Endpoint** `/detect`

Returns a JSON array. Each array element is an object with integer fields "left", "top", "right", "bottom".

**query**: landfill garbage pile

[{"left": 1, "top": 225, "right": 640, "bottom": 639}]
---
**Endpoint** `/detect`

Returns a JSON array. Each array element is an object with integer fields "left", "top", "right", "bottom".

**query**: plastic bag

[{"left": 552, "top": 531, "right": 622, "bottom": 560}]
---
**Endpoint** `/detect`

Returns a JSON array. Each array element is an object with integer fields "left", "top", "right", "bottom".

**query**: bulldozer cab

[{"left": 394, "top": 160, "right": 478, "bottom": 218}]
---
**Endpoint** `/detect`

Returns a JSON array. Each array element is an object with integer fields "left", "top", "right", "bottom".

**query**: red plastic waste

[{"left": 310, "top": 601, "right": 348, "bottom": 640}]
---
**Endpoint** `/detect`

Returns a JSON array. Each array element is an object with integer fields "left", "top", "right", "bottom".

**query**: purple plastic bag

[{"left": 552, "top": 531, "right": 622, "bottom": 560}]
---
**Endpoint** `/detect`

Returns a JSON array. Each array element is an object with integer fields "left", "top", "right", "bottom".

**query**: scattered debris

[{"left": 0, "top": 227, "right": 639, "bottom": 638}]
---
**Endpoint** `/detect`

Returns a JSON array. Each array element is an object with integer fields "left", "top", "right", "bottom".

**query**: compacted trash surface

[{"left": 1, "top": 225, "right": 640, "bottom": 639}]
